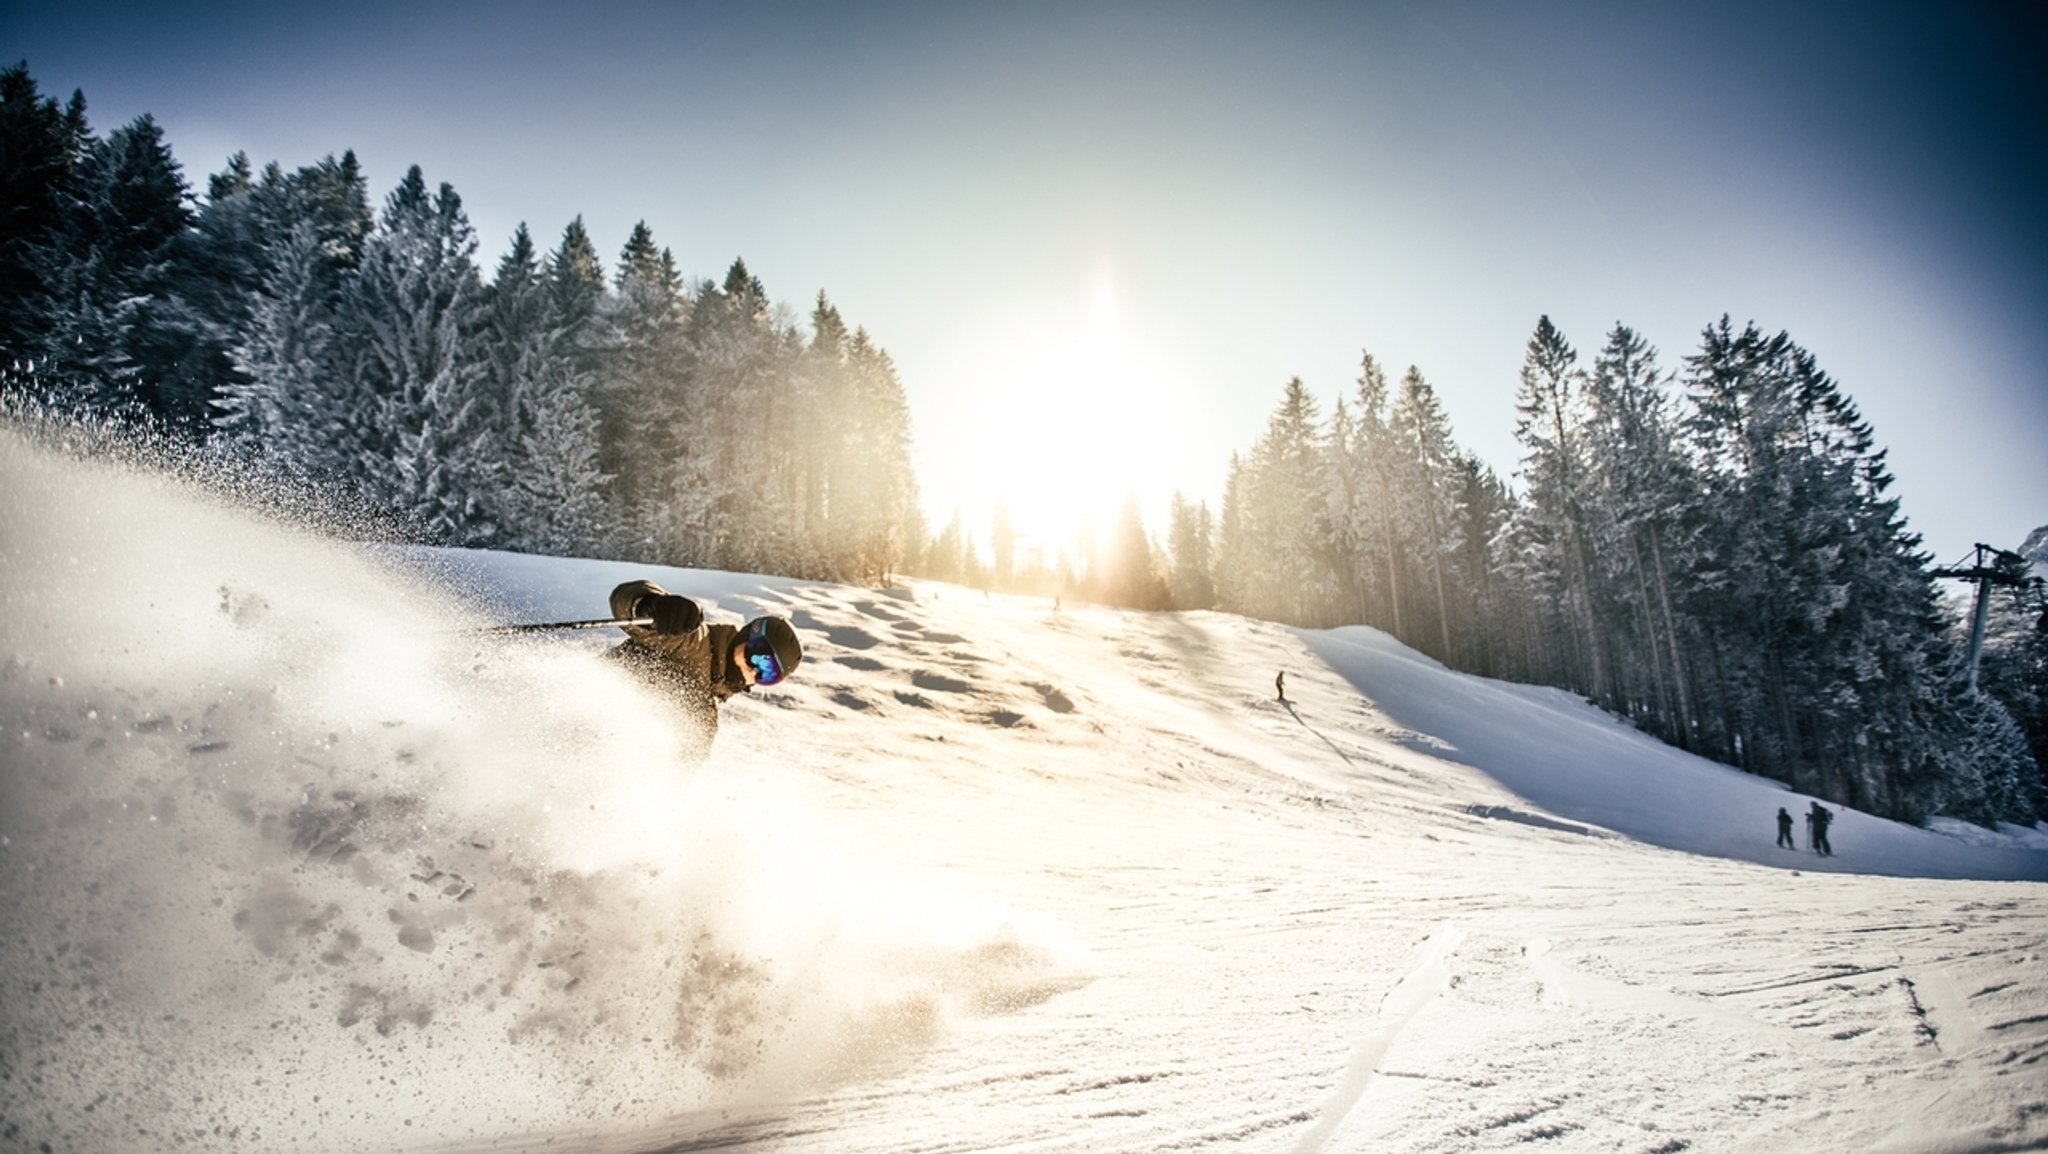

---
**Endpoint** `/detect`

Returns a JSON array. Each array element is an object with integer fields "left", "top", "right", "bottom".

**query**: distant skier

[
  {"left": 1809, "top": 801, "right": 1834, "bottom": 856},
  {"left": 606, "top": 579, "right": 803, "bottom": 759},
  {"left": 1776, "top": 807, "right": 1796, "bottom": 850},
  {"left": 1276, "top": 670, "right": 1288, "bottom": 704}
]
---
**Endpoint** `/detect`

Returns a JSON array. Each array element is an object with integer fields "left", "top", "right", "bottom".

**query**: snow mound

[{"left": 1303, "top": 625, "right": 2048, "bottom": 881}]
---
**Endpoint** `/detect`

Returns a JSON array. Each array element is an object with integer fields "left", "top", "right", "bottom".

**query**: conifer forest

[{"left": 3, "top": 63, "right": 2042, "bottom": 828}]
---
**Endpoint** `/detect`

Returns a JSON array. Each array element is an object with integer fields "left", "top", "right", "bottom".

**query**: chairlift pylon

[{"left": 1932, "top": 544, "right": 2045, "bottom": 687}]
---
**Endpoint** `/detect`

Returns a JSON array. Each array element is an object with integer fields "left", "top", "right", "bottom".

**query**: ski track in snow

[
  {"left": 3, "top": 432, "right": 2047, "bottom": 1154},
  {"left": 1289, "top": 926, "right": 1466, "bottom": 1154}
]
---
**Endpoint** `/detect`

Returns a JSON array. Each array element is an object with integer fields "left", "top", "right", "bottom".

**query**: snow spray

[{"left": 0, "top": 427, "right": 1072, "bottom": 1153}]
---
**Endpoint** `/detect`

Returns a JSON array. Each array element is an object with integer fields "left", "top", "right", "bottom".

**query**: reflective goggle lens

[{"left": 744, "top": 623, "right": 785, "bottom": 685}]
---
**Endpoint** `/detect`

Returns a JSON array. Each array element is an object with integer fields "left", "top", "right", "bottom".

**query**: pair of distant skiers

[
  {"left": 1776, "top": 802, "right": 1834, "bottom": 855},
  {"left": 604, "top": 579, "right": 803, "bottom": 759}
]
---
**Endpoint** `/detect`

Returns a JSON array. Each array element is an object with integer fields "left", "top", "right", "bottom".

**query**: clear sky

[{"left": 9, "top": 0, "right": 2045, "bottom": 571}]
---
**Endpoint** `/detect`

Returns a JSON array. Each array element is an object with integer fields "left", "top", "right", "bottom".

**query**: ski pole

[{"left": 470, "top": 616, "right": 653, "bottom": 635}]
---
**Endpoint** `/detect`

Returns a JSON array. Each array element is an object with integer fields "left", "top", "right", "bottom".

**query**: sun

[{"left": 930, "top": 262, "right": 1192, "bottom": 561}]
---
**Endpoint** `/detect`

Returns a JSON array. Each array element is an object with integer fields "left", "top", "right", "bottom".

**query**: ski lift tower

[{"left": 1931, "top": 543, "right": 2046, "bottom": 692}]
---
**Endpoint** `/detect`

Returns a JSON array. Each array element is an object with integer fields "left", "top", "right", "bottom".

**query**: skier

[
  {"left": 1775, "top": 806, "right": 1796, "bottom": 849},
  {"left": 1276, "top": 670, "right": 1288, "bottom": 704},
  {"left": 1809, "top": 801, "right": 1834, "bottom": 857},
  {"left": 606, "top": 579, "right": 803, "bottom": 759}
]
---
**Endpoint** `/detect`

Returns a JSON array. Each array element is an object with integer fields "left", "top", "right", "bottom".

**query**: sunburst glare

[{"left": 933, "top": 260, "right": 1194, "bottom": 563}]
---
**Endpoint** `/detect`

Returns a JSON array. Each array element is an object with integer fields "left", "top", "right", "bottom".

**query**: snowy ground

[{"left": 4, "top": 431, "right": 2047, "bottom": 1154}]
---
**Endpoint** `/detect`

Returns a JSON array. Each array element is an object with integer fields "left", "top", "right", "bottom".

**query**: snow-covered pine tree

[
  {"left": 0, "top": 66, "right": 90, "bottom": 406},
  {"left": 1512, "top": 316, "right": 1604, "bottom": 697},
  {"left": 1217, "top": 378, "right": 1338, "bottom": 625},
  {"left": 1970, "top": 529, "right": 2048, "bottom": 813},
  {"left": 1490, "top": 488, "right": 1560, "bottom": 684},
  {"left": 8, "top": 89, "right": 197, "bottom": 426},
  {"left": 479, "top": 223, "right": 612, "bottom": 557},
  {"left": 477, "top": 224, "right": 547, "bottom": 471},
  {"left": 213, "top": 221, "right": 345, "bottom": 473},
  {"left": 1349, "top": 352, "right": 1409, "bottom": 638},
  {"left": 27, "top": 119, "right": 131, "bottom": 414},
  {"left": 1322, "top": 394, "right": 1367, "bottom": 621},
  {"left": 547, "top": 217, "right": 605, "bottom": 332},
  {"left": 1391, "top": 366, "right": 1461, "bottom": 661},
  {"left": 841, "top": 325, "right": 919, "bottom": 584},
  {"left": 788, "top": 291, "right": 848, "bottom": 577},
  {"left": 1582, "top": 324, "right": 1698, "bottom": 745},
  {"left": 668, "top": 258, "right": 808, "bottom": 574},
  {"left": 89, "top": 114, "right": 203, "bottom": 427},
  {"left": 535, "top": 216, "right": 619, "bottom": 545},
  {"left": 0, "top": 65, "right": 80, "bottom": 389},
  {"left": 1681, "top": 317, "right": 1973, "bottom": 817},
  {"left": 598, "top": 221, "right": 685, "bottom": 554},
  {"left": 341, "top": 166, "right": 496, "bottom": 544},
  {"left": 1212, "top": 453, "right": 1248, "bottom": 613},
  {"left": 183, "top": 151, "right": 372, "bottom": 445},
  {"left": 1930, "top": 690, "right": 2042, "bottom": 825},
  {"left": 1445, "top": 452, "right": 1516, "bottom": 675},
  {"left": 172, "top": 153, "right": 264, "bottom": 422}
]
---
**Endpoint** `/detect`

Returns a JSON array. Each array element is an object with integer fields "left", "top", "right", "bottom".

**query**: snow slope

[{"left": 3, "top": 431, "right": 2046, "bottom": 1154}]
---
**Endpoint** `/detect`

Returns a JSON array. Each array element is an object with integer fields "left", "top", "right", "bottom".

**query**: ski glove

[{"left": 639, "top": 594, "right": 703, "bottom": 635}]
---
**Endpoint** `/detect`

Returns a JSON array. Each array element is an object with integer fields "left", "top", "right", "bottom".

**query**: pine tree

[
  {"left": 1681, "top": 317, "right": 1965, "bottom": 816},
  {"left": 1213, "top": 454, "right": 1248, "bottom": 613},
  {"left": 594, "top": 221, "right": 686, "bottom": 553},
  {"left": 542, "top": 216, "right": 612, "bottom": 523},
  {"left": 1513, "top": 316, "right": 1604, "bottom": 696},
  {"left": 841, "top": 326, "right": 919, "bottom": 582},
  {"left": 925, "top": 508, "right": 970, "bottom": 584},
  {"left": 342, "top": 166, "right": 495, "bottom": 542},
  {"left": 1971, "top": 532, "right": 2048, "bottom": 812},
  {"left": 1217, "top": 378, "right": 1338, "bottom": 625},
  {"left": 1446, "top": 452, "right": 1514, "bottom": 674},
  {"left": 213, "top": 221, "right": 344, "bottom": 471},
  {"left": 788, "top": 291, "right": 846, "bottom": 574},
  {"left": 1099, "top": 494, "right": 1169, "bottom": 609},
  {"left": 1347, "top": 352, "right": 1408, "bottom": 637},
  {"left": 89, "top": 114, "right": 199, "bottom": 425},
  {"left": 0, "top": 64, "right": 86, "bottom": 395},
  {"left": 4, "top": 87, "right": 198, "bottom": 424},
  {"left": 174, "top": 152, "right": 267, "bottom": 419},
  {"left": 1322, "top": 394, "right": 1367, "bottom": 622},
  {"left": 1392, "top": 366, "right": 1460, "bottom": 660},
  {"left": 25, "top": 91, "right": 127, "bottom": 414},
  {"left": 480, "top": 224, "right": 545, "bottom": 434},
  {"left": 1583, "top": 324, "right": 1698, "bottom": 744},
  {"left": 1166, "top": 491, "right": 1217, "bottom": 610},
  {"left": 479, "top": 223, "right": 611, "bottom": 556},
  {"left": 186, "top": 150, "right": 371, "bottom": 454},
  {"left": 1936, "top": 692, "right": 2042, "bottom": 825}
]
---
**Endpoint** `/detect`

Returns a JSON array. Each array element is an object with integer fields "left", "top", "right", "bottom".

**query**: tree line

[
  {"left": 1148, "top": 318, "right": 2037, "bottom": 826},
  {"left": 0, "top": 63, "right": 921, "bottom": 583}
]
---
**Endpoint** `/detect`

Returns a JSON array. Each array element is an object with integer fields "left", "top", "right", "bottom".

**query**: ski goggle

[{"left": 742, "top": 619, "right": 786, "bottom": 686}]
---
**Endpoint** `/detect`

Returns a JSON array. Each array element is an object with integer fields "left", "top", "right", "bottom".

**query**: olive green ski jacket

[{"left": 606, "top": 579, "right": 748, "bottom": 758}]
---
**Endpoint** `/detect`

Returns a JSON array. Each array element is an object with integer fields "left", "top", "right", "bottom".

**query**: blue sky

[{"left": 10, "top": 0, "right": 2045, "bottom": 569}]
